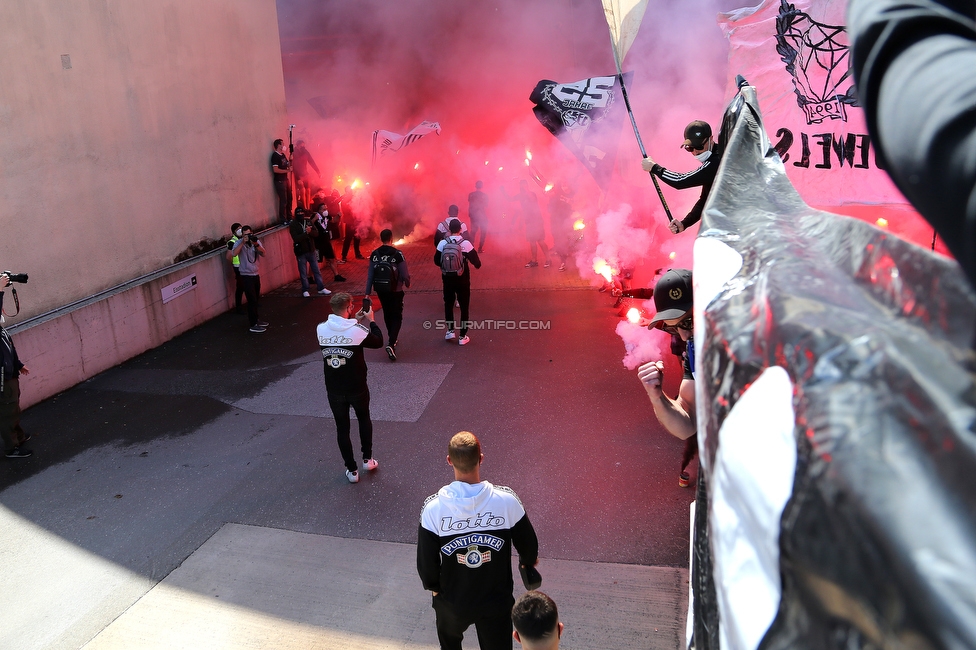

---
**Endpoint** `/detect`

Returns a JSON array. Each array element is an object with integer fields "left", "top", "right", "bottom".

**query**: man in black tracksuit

[
  {"left": 418, "top": 431, "right": 539, "bottom": 650},
  {"left": 641, "top": 120, "right": 724, "bottom": 235},
  {"left": 316, "top": 292, "right": 383, "bottom": 483},
  {"left": 365, "top": 229, "right": 411, "bottom": 361}
]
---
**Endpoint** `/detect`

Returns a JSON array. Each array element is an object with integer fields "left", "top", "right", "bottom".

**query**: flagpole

[{"left": 610, "top": 41, "right": 674, "bottom": 223}]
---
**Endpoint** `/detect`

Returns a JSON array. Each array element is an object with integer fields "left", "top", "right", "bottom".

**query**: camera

[
  {"left": 248, "top": 234, "right": 259, "bottom": 244},
  {"left": 1, "top": 271, "right": 28, "bottom": 284}
]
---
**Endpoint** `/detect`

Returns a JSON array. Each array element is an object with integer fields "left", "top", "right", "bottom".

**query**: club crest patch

[
  {"left": 458, "top": 545, "right": 491, "bottom": 568},
  {"left": 669, "top": 287, "right": 683, "bottom": 301}
]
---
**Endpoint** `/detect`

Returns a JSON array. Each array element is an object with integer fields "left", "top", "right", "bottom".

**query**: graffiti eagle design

[{"left": 775, "top": 0, "right": 858, "bottom": 124}]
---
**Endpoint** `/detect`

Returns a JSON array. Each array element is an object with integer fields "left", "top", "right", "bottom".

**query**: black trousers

[
  {"left": 0, "top": 375, "right": 26, "bottom": 452},
  {"left": 470, "top": 217, "right": 488, "bottom": 250},
  {"left": 328, "top": 390, "right": 373, "bottom": 472},
  {"left": 432, "top": 596, "right": 513, "bottom": 650},
  {"left": 233, "top": 267, "right": 245, "bottom": 311},
  {"left": 241, "top": 274, "right": 261, "bottom": 327},
  {"left": 375, "top": 290, "right": 404, "bottom": 347},
  {"left": 442, "top": 274, "right": 471, "bottom": 336},
  {"left": 273, "top": 179, "right": 290, "bottom": 222},
  {"left": 342, "top": 229, "right": 362, "bottom": 259}
]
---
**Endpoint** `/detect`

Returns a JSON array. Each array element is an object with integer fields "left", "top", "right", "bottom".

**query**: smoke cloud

[{"left": 276, "top": 0, "right": 740, "bottom": 238}]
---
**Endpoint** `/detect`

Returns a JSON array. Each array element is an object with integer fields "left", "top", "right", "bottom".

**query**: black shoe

[
  {"left": 355, "top": 255, "right": 366, "bottom": 260},
  {"left": 5, "top": 447, "right": 33, "bottom": 458},
  {"left": 334, "top": 275, "right": 347, "bottom": 282},
  {"left": 386, "top": 345, "right": 397, "bottom": 361}
]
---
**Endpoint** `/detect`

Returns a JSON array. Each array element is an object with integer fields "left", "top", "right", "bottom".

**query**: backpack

[
  {"left": 371, "top": 254, "right": 399, "bottom": 291},
  {"left": 440, "top": 238, "right": 465, "bottom": 275}
]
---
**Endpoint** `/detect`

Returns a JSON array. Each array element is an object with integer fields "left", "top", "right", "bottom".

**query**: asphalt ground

[{"left": 1, "top": 230, "right": 696, "bottom": 648}]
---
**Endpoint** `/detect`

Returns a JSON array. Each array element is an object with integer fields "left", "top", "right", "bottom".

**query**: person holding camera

[
  {"left": 229, "top": 226, "right": 269, "bottom": 333},
  {"left": 289, "top": 208, "right": 331, "bottom": 298},
  {"left": 310, "top": 198, "right": 345, "bottom": 283},
  {"left": 316, "top": 292, "right": 383, "bottom": 483},
  {"left": 1, "top": 274, "right": 32, "bottom": 459}
]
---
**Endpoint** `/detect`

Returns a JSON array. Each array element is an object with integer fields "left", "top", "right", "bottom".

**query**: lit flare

[{"left": 573, "top": 219, "right": 585, "bottom": 231}]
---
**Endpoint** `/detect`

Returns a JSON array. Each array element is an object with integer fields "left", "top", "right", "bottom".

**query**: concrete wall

[
  {"left": 8, "top": 226, "right": 297, "bottom": 409},
  {"left": 0, "top": 0, "right": 288, "bottom": 319}
]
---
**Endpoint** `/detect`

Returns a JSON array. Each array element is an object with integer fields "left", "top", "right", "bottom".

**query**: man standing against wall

[
  {"left": 271, "top": 138, "right": 292, "bottom": 224},
  {"left": 316, "top": 292, "right": 383, "bottom": 483},
  {"left": 227, "top": 222, "right": 246, "bottom": 313},
  {"left": 365, "top": 229, "right": 411, "bottom": 361},
  {"left": 418, "top": 431, "right": 540, "bottom": 650},
  {"left": 1, "top": 274, "right": 32, "bottom": 458},
  {"left": 229, "top": 226, "right": 269, "bottom": 333}
]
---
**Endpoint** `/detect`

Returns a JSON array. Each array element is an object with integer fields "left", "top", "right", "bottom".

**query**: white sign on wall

[{"left": 161, "top": 274, "right": 197, "bottom": 304}]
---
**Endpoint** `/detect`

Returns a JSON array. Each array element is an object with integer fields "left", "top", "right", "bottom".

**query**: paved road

[{"left": 1, "top": 236, "right": 696, "bottom": 648}]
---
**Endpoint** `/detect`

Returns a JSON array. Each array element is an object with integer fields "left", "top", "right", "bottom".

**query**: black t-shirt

[{"left": 271, "top": 151, "right": 289, "bottom": 180}]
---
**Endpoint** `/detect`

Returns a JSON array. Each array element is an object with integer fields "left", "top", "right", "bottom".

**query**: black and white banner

[
  {"left": 529, "top": 74, "right": 630, "bottom": 190},
  {"left": 690, "top": 84, "right": 976, "bottom": 649},
  {"left": 371, "top": 120, "right": 441, "bottom": 165}
]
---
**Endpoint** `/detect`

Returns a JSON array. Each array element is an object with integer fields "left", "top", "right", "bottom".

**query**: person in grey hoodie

[{"left": 316, "top": 292, "right": 383, "bottom": 483}]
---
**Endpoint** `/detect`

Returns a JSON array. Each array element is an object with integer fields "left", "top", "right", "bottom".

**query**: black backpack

[{"left": 371, "top": 254, "right": 399, "bottom": 291}]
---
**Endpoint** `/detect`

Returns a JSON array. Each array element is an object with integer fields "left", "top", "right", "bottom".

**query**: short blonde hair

[
  {"left": 330, "top": 292, "right": 353, "bottom": 314},
  {"left": 448, "top": 432, "right": 481, "bottom": 472}
]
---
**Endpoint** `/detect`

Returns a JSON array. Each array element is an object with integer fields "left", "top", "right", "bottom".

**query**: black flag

[{"left": 530, "top": 73, "right": 631, "bottom": 190}]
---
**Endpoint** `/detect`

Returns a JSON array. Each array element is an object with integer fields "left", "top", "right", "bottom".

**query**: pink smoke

[
  {"left": 276, "top": 0, "right": 740, "bottom": 238},
  {"left": 616, "top": 317, "right": 671, "bottom": 370}
]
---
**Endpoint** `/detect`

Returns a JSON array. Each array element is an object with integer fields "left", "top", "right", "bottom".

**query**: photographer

[
  {"left": 1, "top": 273, "right": 32, "bottom": 458},
  {"left": 289, "top": 208, "right": 330, "bottom": 298},
  {"left": 229, "top": 226, "right": 269, "bottom": 333}
]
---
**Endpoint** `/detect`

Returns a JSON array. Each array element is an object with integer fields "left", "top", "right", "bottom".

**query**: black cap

[
  {"left": 649, "top": 269, "right": 693, "bottom": 327},
  {"left": 681, "top": 121, "right": 712, "bottom": 150}
]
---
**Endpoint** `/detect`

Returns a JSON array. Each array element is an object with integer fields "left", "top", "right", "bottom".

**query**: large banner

[
  {"left": 689, "top": 83, "right": 976, "bottom": 649},
  {"left": 530, "top": 74, "right": 631, "bottom": 191},
  {"left": 718, "top": 0, "right": 908, "bottom": 207}
]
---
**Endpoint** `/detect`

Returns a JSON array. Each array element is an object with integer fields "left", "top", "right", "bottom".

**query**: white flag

[
  {"left": 371, "top": 120, "right": 442, "bottom": 164},
  {"left": 602, "top": 0, "right": 649, "bottom": 66}
]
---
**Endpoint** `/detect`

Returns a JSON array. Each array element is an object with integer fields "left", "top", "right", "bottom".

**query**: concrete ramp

[{"left": 85, "top": 523, "right": 687, "bottom": 649}]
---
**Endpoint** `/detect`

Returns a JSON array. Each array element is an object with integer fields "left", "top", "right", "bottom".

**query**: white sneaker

[
  {"left": 346, "top": 469, "right": 359, "bottom": 483},
  {"left": 302, "top": 291, "right": 311, "bottom": 298},
  {"left": 458, "top": 335, "right": 470, "bottom": 346},
  {"left": 318, "top": 288, "right": 331, "bottom": 295},
  {"left": 363, "top": 458, "right": 378, "bottom": 471},
  {"left": 445, "top": 330, "right": 456, "bottom": 341}
]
